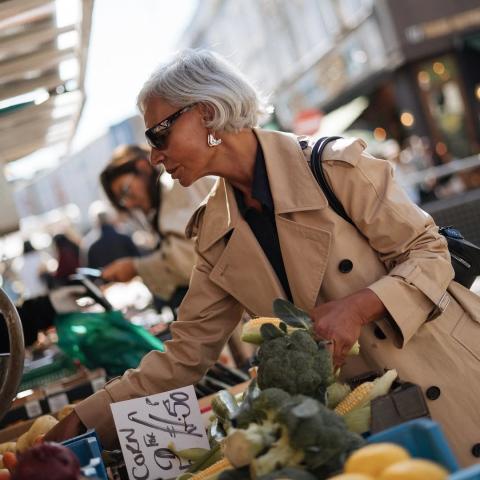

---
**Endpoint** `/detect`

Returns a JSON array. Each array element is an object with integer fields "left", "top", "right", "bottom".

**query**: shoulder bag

[{"left": 308, "top": 136, "right": 480, "bottom": 289}]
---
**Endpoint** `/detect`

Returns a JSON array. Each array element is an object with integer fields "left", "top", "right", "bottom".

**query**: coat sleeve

[
  {"left": 134, "top": 176, "right": 216, "bottom": 300},
  {"left": 74, "top": 242, "right": 243, "bottom": 449},
  {"left": 322, "top": 138, "right": 454, "bottom": 347},
  {"left": 133, "top": 234, "right": 197, "bottom": 300}
]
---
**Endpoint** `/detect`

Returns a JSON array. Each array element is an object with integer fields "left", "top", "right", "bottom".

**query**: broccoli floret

[
  {"left": 257, "top": 328, "right": 334, "bottom": 403},
  {"left": 224, "top": 424, "right": 278, "bottom": 467},
  {"left": 276, "top": 394, "right": 364, "bottom": 478},
  {"left": 227, "top": 388, "right": 364, "bottom": 479},
  {"left": 228, "top": 389, "right": 304, "bottom": 476},
  {"left": 251, "top": 426, "right": 305, "bottom": 478},
  {"left": 234, "top": 385, "right": 290, "bottom": 429}
]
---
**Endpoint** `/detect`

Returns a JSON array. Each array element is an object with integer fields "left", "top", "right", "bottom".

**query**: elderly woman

[{"left": 47, "top": 50, "right": 480, "bottom": 466}]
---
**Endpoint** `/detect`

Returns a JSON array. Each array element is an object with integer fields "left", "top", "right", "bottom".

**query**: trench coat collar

[{"left": 198, "top": 128, "right": 328, "bottom": 252}]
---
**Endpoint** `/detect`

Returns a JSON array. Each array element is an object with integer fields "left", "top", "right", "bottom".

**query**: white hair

[{"left": 137, "top": 49, "right": 268, "bottom": 132}]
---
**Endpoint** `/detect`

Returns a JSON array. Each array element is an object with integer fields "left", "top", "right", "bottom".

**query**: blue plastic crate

[
  {"left": 367, "top": 419, "right": 459, "bottom": 472},
  {"left": 450, "top": 465, "right": 480, "bottom": 480},
  {"left": 62, "top": 429, "right": 107, "bottom": 480}
]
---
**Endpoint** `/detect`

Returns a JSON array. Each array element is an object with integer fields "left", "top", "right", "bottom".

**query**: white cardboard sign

[{"left": 111, "top": 385, "right": 210, "bottom": 480}]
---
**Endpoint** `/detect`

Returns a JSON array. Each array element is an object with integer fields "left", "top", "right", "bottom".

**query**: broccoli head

[
  {"left": 257, "top": 326, "right": 334, "bottom": 403},
  {"left": 275, "top": 394, "right": 364, "bottom": 477},
  {"left": 234, "top": 386, "right": 291, "bottom": 429},
  {"left": 227, "top": 388, "right": 364, "bottom": 479}
]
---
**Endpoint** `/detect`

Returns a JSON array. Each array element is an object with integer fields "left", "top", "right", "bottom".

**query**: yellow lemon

[
  {"left": 329, "top": 474, "right": 375, "bottom": 480},
  {"left": 378, "top": 458, "right": 449, "bottom": 480},
  {"left": 345, "top": 443, "right": 410, "bottom": 476}
]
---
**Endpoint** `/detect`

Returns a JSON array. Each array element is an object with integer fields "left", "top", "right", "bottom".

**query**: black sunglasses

[{"left": 145, "top": 104, "right": 195, "bottom": 150}]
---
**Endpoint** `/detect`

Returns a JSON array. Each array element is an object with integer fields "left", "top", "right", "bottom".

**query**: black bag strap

[{"left": 309, "top": 136, "right": 354, "bottom": 226}]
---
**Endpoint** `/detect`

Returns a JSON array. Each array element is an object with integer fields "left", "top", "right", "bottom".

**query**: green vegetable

[
  {"left": 251, "top": 427, "right": 305, "bottom": 478},
  {"left": 326, "top": 382, "right": 352, "bottom": 409},
  {"left": 342, "top": 403, "right": 371, "bottom": 435},
  {"left": 241, "top": 318, "right": 297, "bottom": 345},
  {"left": 224, "top": 425, "right": 277, "bottom": 467},
  {"left": 226, "top": 388, "right": 364, "bottom": 479},
  {"left": 168, "top": 442, "right": 210, "bottom": 463},
  {"left": 256, "top": 326, "right": 334, "bottom": 403},
  {"left": 177, "top": 474, "right": 194, "bottom": 480},
  {"left": 271, "top": 299, "right": 360, "bottom": 356},
  {"left": 234, "top": 385, "right": 290, "bottom": 428},
  {"left": 273, "top": 299, "right": 313, "bottom": 330},
  {"left": 208, "top": 417, "right": 227, "bottom": 444},
  {"left": 187, "top": 444, "right": 224, "bottom": 474},
  {"left": 211, "top": 390, "right": 240, "bottom": 432}
]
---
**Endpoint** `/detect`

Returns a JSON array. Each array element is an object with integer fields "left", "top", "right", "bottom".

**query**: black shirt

[{"left": 233, "top": 146, "right": 293, "bottom": 302}]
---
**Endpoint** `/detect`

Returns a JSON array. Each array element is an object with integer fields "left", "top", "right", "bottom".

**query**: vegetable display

[
  {"left": 224, "top": 388, "right": 364, "bottom": 479},
  {"left": 183, "top": 299, "right": 404, "bottom": 480}
]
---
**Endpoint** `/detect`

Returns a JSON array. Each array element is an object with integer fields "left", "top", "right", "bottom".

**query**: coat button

[
  {"left": 338, "top": 259, "right": 353, "bottom": 273},
  {"left": 426, "top": 386, "right": 441, "bottom": 400},
  {"left": 374, "top": 326, "right": 386, "bottom": 339},
  {"left": 471, "top": 444, "right": 480, "bottom": 457}
]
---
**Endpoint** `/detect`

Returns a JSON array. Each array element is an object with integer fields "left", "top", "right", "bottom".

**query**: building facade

[{"left": 182, "top": 0, "right": 480, "bottom": 164}]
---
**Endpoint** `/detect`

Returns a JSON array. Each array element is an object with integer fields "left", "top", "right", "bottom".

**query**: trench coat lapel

[
  {"left": 201, "top": 129, "right": 332, "bottom": 315},
  {"left": 209, "top": 217, "right": 287, "bottom": 315},
  {"left": 257, "top": 129, "right": 332, "bottom": 312},
  {"left": 203, "top": 180, "right": 286, "bottom": 314}
]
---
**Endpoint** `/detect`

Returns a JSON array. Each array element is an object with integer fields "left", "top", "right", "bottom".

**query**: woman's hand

[
  {"left": 311, "top": 288, "right": 386, "bottom": 367},
  {"left": 102, "top": 258, "right": 137, "bottom": 283},
  {"left": 43, "top": 411, "right": 86, "bottom": 443}
]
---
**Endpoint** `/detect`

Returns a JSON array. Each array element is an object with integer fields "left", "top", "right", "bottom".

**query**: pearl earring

[{"left": 207, "top": 133, "right": 222, "bottom": 147}]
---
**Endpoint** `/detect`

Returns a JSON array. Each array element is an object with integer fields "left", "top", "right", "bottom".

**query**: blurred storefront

[
  {"left": 383, "top": 0, "right": 480, "bottom": 162},
  {"left": 182, "top": 0, "right": 480, "bottom": 162},
  {"left": 180, "top": 0, "right": 480, "bottom": 241}
]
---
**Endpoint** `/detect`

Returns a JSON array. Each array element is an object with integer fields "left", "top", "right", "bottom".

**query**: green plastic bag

[{"left": 55, "top": 310, "right": 165, "bottom": 376}]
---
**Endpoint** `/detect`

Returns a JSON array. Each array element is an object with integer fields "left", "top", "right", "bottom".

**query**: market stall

[{"left": 1, "top": 293, "right": 480, "bottom": 479}]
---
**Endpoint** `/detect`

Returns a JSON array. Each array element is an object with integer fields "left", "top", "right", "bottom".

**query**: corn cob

[
  {"left": 334, "top": 369, "right": 398, "bottom": 416},
  {"left": 334, "top": 382, "right": 374, "bottom": 415},
  {"left": 190, "top": 458, "right": 232, "bottom": 480},
  {"left": 241, "top": 317, "right": 292, "bottom": 344},
  {"left": 245, "top": 317, "right": 285, "bottom": 331}
]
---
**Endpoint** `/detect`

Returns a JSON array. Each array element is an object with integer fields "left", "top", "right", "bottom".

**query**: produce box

[
  {"left": 450, "top": 466, "right": 480, "bottom": 479},
  {"left": 368, "top": 418, "right": 480, "bottom": 479},
  {"left": 62, "top": 429, "right": 108, "bottom": 480},
  {"left": 20, "top": 352, "right": 78, "bottom": 391},
  {"left": 368, "top": 418, "right": 458, "bottom": 471},
  {"left": 0, "top": 368, "right": 106, "bottom": 429}
]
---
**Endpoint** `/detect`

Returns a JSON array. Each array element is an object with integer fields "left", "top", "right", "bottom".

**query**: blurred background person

[
  {"left": 81, "top": 202, "right": 140, "bottom": 269},
  {"left": 50, "top": 233, "right": 81, "bottom": 287},
  {"left": 99, "top": 144, "right": 215, "bottom": 311},
  {"left": 11, "top": 240, "right": 49, "bottom": 299}
]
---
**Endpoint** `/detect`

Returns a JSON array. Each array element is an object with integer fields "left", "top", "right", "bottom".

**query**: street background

[{"left": 1, "top": 0, "right": 480, "bottom": 297}]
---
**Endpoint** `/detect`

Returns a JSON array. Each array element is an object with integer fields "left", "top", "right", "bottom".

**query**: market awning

[{"left": 0, "top": 0, "right": 93, "bottom": 165}]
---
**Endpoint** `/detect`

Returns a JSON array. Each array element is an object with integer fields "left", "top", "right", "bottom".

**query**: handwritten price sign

[{"left": 111, "top": 385, "right": 210, "bottom": 480}]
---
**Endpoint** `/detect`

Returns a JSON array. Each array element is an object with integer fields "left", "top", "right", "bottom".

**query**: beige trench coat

[
  {"left": 76, "top": 129, "right": 480, "bottom": 465},
  {"left": 133, "top": 175, "right": 215, "bottom": 299}
]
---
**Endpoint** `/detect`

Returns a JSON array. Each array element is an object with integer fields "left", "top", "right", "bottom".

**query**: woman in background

[{"left": 99, "top": 144, "right": 214, "bottom": 308}]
